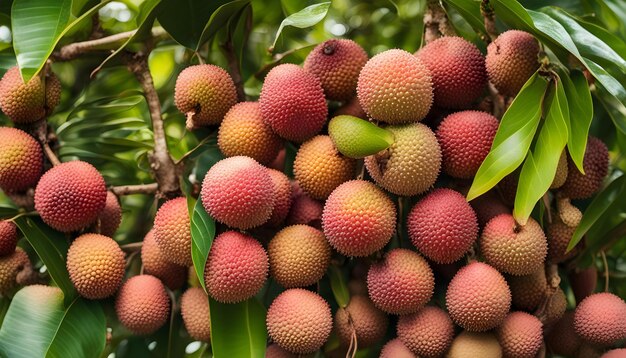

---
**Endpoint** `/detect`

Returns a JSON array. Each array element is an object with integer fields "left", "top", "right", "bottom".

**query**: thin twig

[
  {"left": 600, "top": 250, "right": 609, "bottom": 292},
  {"left": 111, "top": 183, "right": 159, "bottom": 196},
  {"left": 32, "top": 119, "right": 61, "bottom": 166},
  {"left": 423, "top": 0, "right": 453, "bottom": 44},
  {"left": 121, "top": 242, "right": 143, "bottom": 252}
]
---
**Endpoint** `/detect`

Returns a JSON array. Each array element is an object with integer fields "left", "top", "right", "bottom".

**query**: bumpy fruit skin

[
  {"left": 357, "top": 49, "right": 433, "bottom": 123},
  {"left": 153, "top": 197, "right": 192, "bottom": 266},
  {"left": 545, "top": 287, "right": 567, "bottom": 324},
  {"left": 286, "top": 189, "right": 323, "bottom": 227},
  {"left": 266, "top": 288, "right": 332, "bottom": 354},
  {"left": 380, "top": 338, "right": 416, "bottom": 358},
  {"left": 407, "top": 188, "right": 478, "bottom": 264},
  {"left": 365, "top": 123, "right": 441, "bottom": 196},
  {"left": 0, "top": 221, "right": 18, "bottom": 256},
  {"left": 266, "top": 169, "right": 293, "bottom": 227},
  {"left": 574, "top": 292, "right": 626, "bottom": 346},
  {"left": 0, "top": 127, "right": 43, "bottom": 192},
  {"left": 304, "top": 39, "right": 368, "bottom": 101},
  {"left": 602, "top": 349, "right": 626, "bottom": 358},
  {"left": 335, "top": 295, "right": 389, "bottom": 348},
  {"left": 174, "top": 64, "right": 237, "bottom": 128},
  {"left": 480, "top": 214, "right": 547, "bottom": 275},
  {"left": 416, "top": 37, "right": 487, "bottom": 109},
  {"left": 446, "top": 262, "right": 511, "bottom": 331},
  {"left": 217, "top": 102, "right": 282, "bottom": 165},
  {"left": 335, "top": 96, "right": 367, "bottom": 118},
  {"left": 497, "top": 311, "right": 543, "bottom": 358},
  {"left": 0, "top": 67, "right": 61, "bottom": 123},
  {"left": 367, "top": 248, "right": 434, "bottom": 315},
  {"left": 66, "top": 233, "right": 125, "bottom": 299},
  {"left": 447, "top": 331, "right": 502, "bottom": 358},
  {"left": 469, "top": 189, "right": 510, "bottom": 227},
  {"left": 561, "top": 137, "right": 609, "bottom": 199},
  {"left": 268, "top": 225, "right": 330, "bottom": 288},
  {"left": 259, "top": 64, "right": 328, "bottom": 142},
  {"left": 569, "top": 266, "right": 597, "bottom": 303},
  {"left": 265, "top": 344, "right": 297, "bottom": 358},
  {"left": 546, "top": 311, "right": 580, "bottom": 357},
  {"left": 397, "top": 306, "right": 454, "bottom": 357},
  {"left": 507, "top": 268, "right": 546, "bottom": 311},
  {"left": 294, "top": 135, "right": 356, "bottom": 199},
  {"left": 551, "top": 151, "right": 568, "bottom": 189},
  {"left": 436, "top": 110, "right": 499, "bottom": 178},
  {"left": 115, "top": 275, "right": 170, "bottom": 335},
  {"left": 35, "top": 161, "right": 107, "bottom": 232},
  {"left": 322, "top": 180, "right": 396, "bottom": 257},
  {"left": 181, "top": 288, "right": 211, "bottom": 342},
  {"left": 141, "top": 230, "right": 186, "bottom": 290},
  {"left": 98, "top": 191, "right": 121, "bottom": 237},
  {"left": 486, "top": 30, "right": 540, "bottom": 97},
  {"left": 0, "top": 248, "right": 31, "bottom": 294},
  {"left": 205, "top": 231, "right": 268, "bottom": 303},
  {"left": 201, "top": 156, "right": 274, "bottom": 230},
  {"left": 547, "top": 218, "right": 577, "bottom": 263}
]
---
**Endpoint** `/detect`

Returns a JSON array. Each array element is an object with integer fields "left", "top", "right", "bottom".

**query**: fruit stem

[
  {"left": 111, "top": 183, "right": 159, "bottom": 196},
  {"left": 600, "top": 250, "right": 609, "bottom": 292},
  {"left": 423, "top": 0, "right": 453, "bottom": 44},
  {"left": 480, "top": 0, "right": 498, "bottom": 42}
]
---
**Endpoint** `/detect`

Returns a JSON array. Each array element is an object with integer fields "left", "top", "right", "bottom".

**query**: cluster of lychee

[{"left": 0, "top": 27, "right": 624, "bottom": 357}]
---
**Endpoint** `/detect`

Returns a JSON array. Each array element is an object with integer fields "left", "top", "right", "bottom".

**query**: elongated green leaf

[
  {"left": 443, "top": 0, "right": 486, "bottom": 35},
  {"left": 328, "top": 115, "right": 395, "bottom": 159},
  {"left": 514, "top": 81, "right": 568, "bottom": 224},
  {"left": 571, "top": 13, "right": 626, "bottom": 62},
  {"left": 271, "top": 2, "right": 330, "bottom": 49},
  {"left": 328, "top": 265, "right": 350, "bottom": 308},
  {"left": 570, "top": 175, "right": 626, "bottom": 251},
  {"left": 596, "top": 85, "right": 626, "bottom": 135},
  {"left": 559, "top": 69, "right": 592, "bottom": 173},
  {"left": 13, "top": 216, "right": 75, "bottom": 303},
  {"left": 467, "top": 73, "right": 549, "bottom": 201},
  {"left": 157, "top": 0, "right": 229, "bottom": 50},
  {"left": 12, "top": 0, "right": 109, "bottom": 81},
  {"left": 0, "top": 286, "right": 106, "bottom": 358},
  {"left": 0, "top": 205, "right": 18, "bottom": 218},
  {"left": 197, "top": 0, "right": 251, "bottom": 51},
  {"left": 209, "top": 297, "right": 267, "bottom": 358},
  {"left": 190, "top": 197, "right": 215, "bottom": 292}
]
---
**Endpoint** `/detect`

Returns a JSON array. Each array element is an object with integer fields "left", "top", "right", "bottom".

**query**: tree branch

[
  {"left": 222, "top": 41, "right": 246, "bottom": 102},
  {"left": 423, "top": 0, "right": 454, "bottom": 44},
  {"left": 111, "top": 183, "right": 159, "bottom": 196},
  {"left": 481, "top": 0, "right": 498, "bottom": 42}
]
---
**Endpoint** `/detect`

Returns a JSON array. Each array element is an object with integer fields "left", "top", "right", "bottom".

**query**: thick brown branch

[
  {"left": 423, "top": 0, "right": 454, "bottom": 44},
  {"left": 481, "top": 0, "right": 498, "bottom": 41},
  {"left": 111, "top": 183, "right": 158, "bottom": 196}
]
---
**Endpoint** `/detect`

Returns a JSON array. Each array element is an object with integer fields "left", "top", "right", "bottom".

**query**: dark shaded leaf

[{"left": 328, "top": 265, "right": 350, "bottom": 308}]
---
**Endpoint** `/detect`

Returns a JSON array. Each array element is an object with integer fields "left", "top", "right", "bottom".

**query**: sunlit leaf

[
  {"left": 190, "top": 197, "right": 215, "bottom": 292},
  {"left": 328, "top": 265, "right": 350, "bottom": 308},
  {"left": 197, "top": 0, "right": 251, "bottom": 51},
  {"left": 559, "top": 69, "right": 592, "bottom": 173},
  {"left": 209, "top": 297, "right": 267, "bottom": 358},
  {"left": 271, "top": 2, "right": 331, "bottom": 49},
  {"left": 443, "top": 0, "right": 486, "bottom": 35},
  {"left": 328, "top": 115, "right": 394, "bottom": 159}
]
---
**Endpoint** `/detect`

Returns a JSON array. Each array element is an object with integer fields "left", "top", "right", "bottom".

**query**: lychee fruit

[
  {"left": 286, "top": 191, "right": 323, "bottom": 227},
  {"left": 357, "top": 49, "right": 433, "bottom": 123},
  {"left": 380, "top": 338, "right": 416, "bottom": 358},
  {"left": 266, "top": 288, "right": 332, "bottom": 354},
  {"left": 335, "top": 295, "right": 388, "bottom": 348},
  {"left": 268, "top": 225, "right": 330, "bottom": 288},
  {"left": 507, "top": 268, "right": 546, "bottom": 311},
  {"left": 497, "top": 311, "right": 543, "bottom": 358},
  {"left": 551, "top": 151, "right": 568, "bottom": 189},
  {"left": 174, "top": 64, "right": 237, "bottom": 129},
  {"left": 416, "top": 36, "right": 487, "bottom": 108},
  {"left": 486, "top": 30, "right": 540, "bottom": 97},
  {"left": 201, "top": 156, "right": 274, "bottom": 230},
  {"left": 204, "top": 231, "right": 268, "bottom": 303},
  {"left": 480, "top": 214, "right": 547, "bottom": 275},
  {"left": 217, "top": 102, "right": 282, "bottom": 165},
  {"left": 0, "top": 247, "right": 31, "bottom": 294},
  {"left": 447, "top": 331, "right": 502, "bottom": 358},
  {"left": 547, "top": 217, "right": 577, "bottom": 263},
  {"left": 335, "top": 95, "right": 367, "bottom": 118},
  {"left": 141, "top": 229, "right": 186, "bottom": 290},
  {"left": 153, "top": 197, "right": 192, "bottom": 266},
  {"left": 407, "top": 188, "right": 478, "bottom": 264},
  {"left": 0, "top": 66, "right": 61, "bottom": 123},
  {"left": 34, "top": 161, "right": 107, "bottom": 232},
  {"left": 0, "top": 220, "right": 18, "bottom": 257},
  {"left": 322, "top": 180, "right": 396, "bottom": 257},
  {"left": 304, "top": 39, "right": 368, "bottom": 101},
  {"left": 293, "top": 135, "right": 356, "bottom": 200},
  {"left": 569, "top": 266, "right": 597, "bottom": 303},
  {"left": 546, "top": 311, "right": 580, "bottom": 357},
  {"left": 561, "top": 136, "right": 609, "bottom": 199},
  {"left": 367, "top": 248, "right": 434, "bottom": 315},
  {"left": 0, "top": 127, "right": 42, "bottom": 192},
  {"left": 544, "top": 287, "right": 567, "bottom": 324},
  {"left": 446, "top": 262, "right": 511, "bottom": 331},
  {"left": 601, "top": 349, "right": 626, "bottom": 358},
  {"left": 266, "top": 169, "right": 293, "bottom": 227},
  {"left": 97, "top": 191, "right": 121, "bottom": 237},
  {"left": 397, "top": 306, "right": 454, "bottom": 357},
  {"left": 436, "top": 110, "right": 499, "bottom": 178},
  {"left": 469, "top": 189, "right": 510, "bottom": 227},
  {"left": 574, "top": 292, "right": 626, "bottom": 346},
  {"left": 181, "top": 287, "right": 211, "bottom": 342},
  {"left": 115, "top": 275, "right": 170, "bottom": 335},
  {"left": 365, "top": 123, "right": 441, "bottom": 196},
  {"left": 259, "top": 64, "right": 327, "bottom": 142},
  {"left": 265, "top": 344, "right": 297, "bottom": 358},
  {"left": 66, "top": 233, "right": 125, "bottom": 299}
]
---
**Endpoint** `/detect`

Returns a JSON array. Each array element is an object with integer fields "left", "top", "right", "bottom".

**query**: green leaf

[
  {"left": 559, "top": 69, "right": 592, "bottom": 173},
  {"left": 467, "top": 73, "right": 549, "bottom": 201},
  {"left": 569, "top": 175, "right": 626, "bottom": 251},
  {"left": 13, "top": 216, "right": 76, "bottom": 304},
  {"left": 190, "top": 196, "right": 215, "bottom": 292},
  {"left": 209, "top": 297, "right": 267, "bottom": 358},
  {"left": 11, "top": 0, "right": 109, "bottom": 81},
  {"left": 328, "top": 115, "right": 395, "bottom": 159},
  {"left": 443, "top": 0, "right": 486, "bottom": 35},
  {"left": 271, "top": 2, "right": 331, "bottom": 50},
  {"left": 157, "top": 0, "right": 229, "bottom": 50},
  {"left": 327, "top": 265, "right": 350, "bottom": 308},
  {"left": 514, "top": 80, "right": 568, "bottom": 224},
  {"left": 596, "top": 84, "right": 626, "bottom": 135},
  {"left": 197, "top": 0, "right": 251, "bottom": 51},
  {"left": 0, "top": 205, "right": 18, "bottom": 219},
  {"left": 0, "top": 286, "right": 106, "bottom": 358},
  {"left": 583, "top": 59, "right": 626, "bottom": 134}
]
